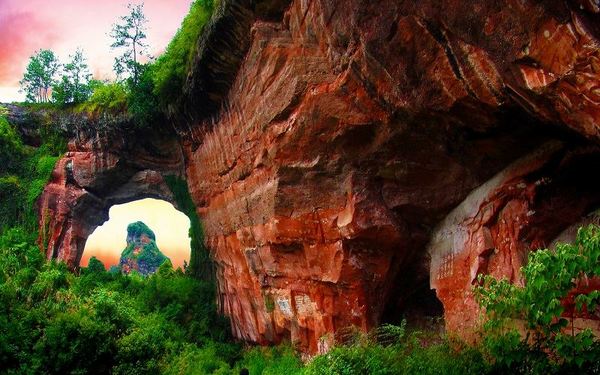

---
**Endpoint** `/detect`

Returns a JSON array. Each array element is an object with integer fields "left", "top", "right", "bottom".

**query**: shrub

[
  {"left": 163, "top": 343, "right": 232, "bottom": 375},
  {"left": 475, "top": 224, "right": 600, "bottom": 372},
  {"left": 236, "top": 345, "right": 303, "bottom": 375},
  {"left": 0, "top": 115, "right": 24, "bottom": 174},
  {"left": 78, "top": 82, "right": 128, "bottom": 114}
]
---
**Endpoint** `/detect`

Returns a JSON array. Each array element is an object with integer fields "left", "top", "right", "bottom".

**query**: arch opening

[{"left": 82, "top": 198, "right": 191, "bottom": 270}]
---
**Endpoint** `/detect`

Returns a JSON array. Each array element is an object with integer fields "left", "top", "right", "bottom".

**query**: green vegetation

[
  {"left": 304, "top": 324, "right": 486, "bottom": 375},
  {"left": 20, "top": 49, "right": 95, "bottom": 106},
  {"left": 0, "top": 230, "right": 238, "bottom": 374},
  {"left": 18, "top": 0, "right": 217, "bottom": 128},
  {"left": 126, "top": 221, "right": 156, "bottom": 241},
  {"left": 119, "top": 221, "right": 170, "bottom": 276},
  {"left": 0, "top": 106, "right": 65, "bottom": 233},
  {"left": 475, "top": 224, "right": 600, "bottom": 373},
  {"left": 110, "top": 3, "right": 150, "bottom": 86},
  {"left": 19, "top": 50, "right": 60, "bottom": 103},
  {"left": 52, "top": 49, "right": 95, "bottom": 105},
  {"left": 76, "top": 81, "right": 128, "bottom": 114},
  {"left": 152, "top": 0, "right": 216, "bottom": 106},
  {"left": 165, "top": 175, "right": 213, "bottom": 281}
]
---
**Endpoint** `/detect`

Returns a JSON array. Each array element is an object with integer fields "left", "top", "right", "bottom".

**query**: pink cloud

[{"left": 0, "top": 11, "right": 58, "bottom": 85}]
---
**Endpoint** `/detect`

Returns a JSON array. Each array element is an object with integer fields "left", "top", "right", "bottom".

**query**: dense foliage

[
  {"left": 76, "top": 82, "right": 128, "bottom": 114},
  {"left": 0, "top": 106, "right": 65, "bottom": 233},
  {"left": 51, "top": 49, "right": 95, "bottom": 105},
  {"left": 475, "top": 224, "right": 600, "bottom": 373},
  {"left": 0, "top": 232, "right": 238, "bottom": 374}
]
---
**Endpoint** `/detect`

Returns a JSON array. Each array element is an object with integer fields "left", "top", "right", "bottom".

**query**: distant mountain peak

[{"left": 119, "top": 221, "right": 170, "bottom": 276}]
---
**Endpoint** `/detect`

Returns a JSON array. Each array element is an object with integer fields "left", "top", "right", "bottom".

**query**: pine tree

[{"left": 110, "top": 3, "right": 150, "bottom": 86}]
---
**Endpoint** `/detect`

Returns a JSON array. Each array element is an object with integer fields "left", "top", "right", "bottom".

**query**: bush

[
  {"left": 0, "top": 115, "right": 24, "bottom": 174},
  {"left": 164, "top": 343, "right": 232, "bottom": 375},
  {"left": 475, "top": 224, "right": 600, "bottom": 372},
  {"left": 305, "top": 324, "right": 487, "bottom": 375},
  {"left": 78, "top": 82, "right": 128, "bottom": 114},
  {"left": 236, "top": 345, "right": 303, "bottom": 375}
]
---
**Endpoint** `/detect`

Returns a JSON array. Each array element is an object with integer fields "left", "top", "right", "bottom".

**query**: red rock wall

[{"left": 180, "top": 0, "right": 600, "bottom": 352}]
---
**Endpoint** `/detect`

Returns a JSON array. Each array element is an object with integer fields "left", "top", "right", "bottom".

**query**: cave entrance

[
  {"left": 380, "top": 250, "right": 445, "bottom": 332},
  {"left": 82, "top": 198, "right": 191, "bottom": 270}
]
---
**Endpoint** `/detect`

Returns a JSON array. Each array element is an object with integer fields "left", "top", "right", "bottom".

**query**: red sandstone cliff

[{"left": 39, "top": 0, "right": 600, "bottom": 353}]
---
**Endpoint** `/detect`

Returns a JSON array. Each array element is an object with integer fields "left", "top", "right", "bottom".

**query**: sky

[
  {"left": 82, "top": 199, "right": 191, "bottom": 269},
  {"left": 0, "top": 0, "right": 194, "bottom": 102}
]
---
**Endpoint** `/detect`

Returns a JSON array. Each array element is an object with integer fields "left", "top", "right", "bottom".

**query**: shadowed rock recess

[{"left": 37, "top": 0, "right": 600, "bottom": 353}]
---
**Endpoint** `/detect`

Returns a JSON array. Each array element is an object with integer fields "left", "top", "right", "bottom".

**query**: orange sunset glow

[{"left": 81, "top": 198, "right": 191, "bottom": 269}]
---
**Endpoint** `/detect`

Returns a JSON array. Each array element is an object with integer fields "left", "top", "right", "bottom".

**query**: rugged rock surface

[
  {"left": 38, "top": 0, "right": 600, "bottom": 353},
  {"left": 179, "top": 0, "right": 600, "bottom": 352},
  {"left": 118, "top": 221, "right": 170, "bottom": 275}
]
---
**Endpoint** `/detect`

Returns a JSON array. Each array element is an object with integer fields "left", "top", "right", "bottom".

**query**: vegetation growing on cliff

[
  {"left": 152, "top": 0, "right": 216, "bottom": 106},
  {"left": 475, "top": 224, "right": 600, "bottom": 373},
  {"left": 0, "top": 106, "right": 65, "bottom": 233},
  {"left": 118, "top": 221, "right": 171, "bottom": 276},
  {"left": 165, "top": 175, "right": 214, "bottom": 281}
]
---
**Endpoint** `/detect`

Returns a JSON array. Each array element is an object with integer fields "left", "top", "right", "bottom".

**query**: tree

[
  {"left": 52, "top": 49, "right": 93, "bottom": 105},
  {"left": 110, "top": 3, "right": 150, "bottom": 86},
  {"left": 86, "top": 256, "right": 107, "bottom": 273},
  {"left": 19, "top": 50, "right": 60, "bottom": 103}
]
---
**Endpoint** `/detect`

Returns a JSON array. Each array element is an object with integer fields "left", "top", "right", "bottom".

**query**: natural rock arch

[{"left": 37, "top": 118, "right": 185, "bottom": 269}]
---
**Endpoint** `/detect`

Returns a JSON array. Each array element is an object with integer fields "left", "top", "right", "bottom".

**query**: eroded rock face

[
  {"left": 39, "top": 0, "right": 600, "bottom": 353},
  {"left": 181, "top": 0, "right": 600, "bottom": 352},
  {"left": 428, "top": 142, "right": 600, "bottom": 336}
]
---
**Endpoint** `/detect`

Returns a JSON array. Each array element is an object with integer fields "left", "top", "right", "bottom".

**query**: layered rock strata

[{"left": 178, "top": 0, "right": 600, "bottom": 352}]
